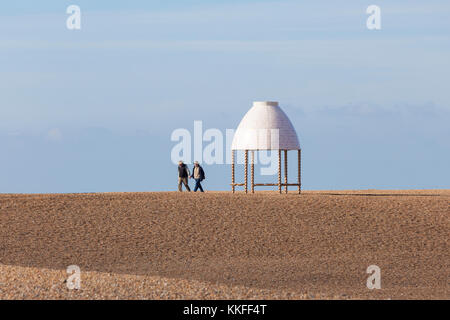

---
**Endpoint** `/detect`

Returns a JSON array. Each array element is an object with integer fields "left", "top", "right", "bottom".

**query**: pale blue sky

[{"left": 1, "top": 1, "right": 449, "bottom": 192}]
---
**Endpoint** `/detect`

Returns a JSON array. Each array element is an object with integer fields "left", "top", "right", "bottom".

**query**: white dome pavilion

[
  {"left": 230, "top": 101, "right": 302, "bottom": 194},
  {"left": 231, "top": 101, "right": 300, "bottom": 150}
]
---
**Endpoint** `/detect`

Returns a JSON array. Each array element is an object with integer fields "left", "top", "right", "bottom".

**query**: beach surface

[{"left": 0, "top": 190, "right": 448, "bottom": 299}]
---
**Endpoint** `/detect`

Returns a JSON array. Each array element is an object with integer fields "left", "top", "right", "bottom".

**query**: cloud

[
  {"left": 296, "top": 102, "right": 450, "bottom": 117},
  {"left": 46, "top": 128, "right": 63, "bottom": 142}
]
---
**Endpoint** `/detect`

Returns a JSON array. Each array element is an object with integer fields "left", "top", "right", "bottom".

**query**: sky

[{"left": 1, "top": 0, "right": 449, "bottom": 193}]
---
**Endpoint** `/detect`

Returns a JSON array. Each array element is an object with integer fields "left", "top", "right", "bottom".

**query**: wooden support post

[
  {"left": 244, "top": 150, "right": 248, "bottom": 194},
  {"left": 284, "top": 150, "right": 288, "bottom": 194},
  {"left": 231, "top": 150, "right": 235, "bottom": 193},
  {"left": 251, "top": 150, "right": 255, "bottom": 193},
  {"left": 278, "top": 150, "right": 282, "bottom": 194},
  {"left": 298, "top": 149, "right": 301, "bottom": 194}
]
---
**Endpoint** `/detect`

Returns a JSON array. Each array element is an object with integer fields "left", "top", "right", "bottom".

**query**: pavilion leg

[
  {"left": 231, "top": 150, "right": 235, "bottom": 193},
  {"left": 244, "top": 150, "right": 248, "bottom": 194},
  {"left": 278, "top": 150, "right": 282, "bottom": 194},
  {"left": 251, "top": 150, "right": 255, "bottom": 194},
  {"left": 298, "top": 149, "right": 301, "bottom": 194},
  {"left": 284, "top": 150, "right": 288, "bottom": 194}
]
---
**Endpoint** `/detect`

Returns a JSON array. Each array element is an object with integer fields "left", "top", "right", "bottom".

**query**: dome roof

[{"left": 231, "top": 101, "right": 300, "bottom": 150}]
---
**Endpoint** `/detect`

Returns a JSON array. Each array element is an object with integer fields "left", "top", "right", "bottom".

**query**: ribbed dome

[{"left": 231, "top": 101, "right": 300, "bottom": 150}]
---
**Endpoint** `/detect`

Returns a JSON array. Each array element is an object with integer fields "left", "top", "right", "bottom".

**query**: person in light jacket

[{"left": 190, "top": 161, "right": 205, "bottom": 192}]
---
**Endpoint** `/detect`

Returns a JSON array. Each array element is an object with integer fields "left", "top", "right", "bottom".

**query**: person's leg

[
  {"left": 198, "top": 181, "right": 204, "bottom": 192},
  {"left": 178, "top": 178, "right": 183, "bottom": 192},
  {"left": 193, "top": 179, "right": 199, "bottom": 192},
  {"left": 183, "top": 178, "right": 191, "bottom": 192}
]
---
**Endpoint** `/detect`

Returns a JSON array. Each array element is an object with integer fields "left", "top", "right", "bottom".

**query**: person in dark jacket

[
  {"left": 190, "top": 161, "right": 205, "bottom": 192},
  {"left": 177, "top": 161, "right": 191, "bottom": 192}
]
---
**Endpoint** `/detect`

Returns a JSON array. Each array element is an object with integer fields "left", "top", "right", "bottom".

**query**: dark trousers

[{"left": 193, "top": 179, "right": 204, "bottom": 192}]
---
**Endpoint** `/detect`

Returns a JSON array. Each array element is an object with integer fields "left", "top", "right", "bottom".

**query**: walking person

[
  {"left": 190, "top": 161, "right": 205, "bottom": 192},
  {"left": 177, "top": 161, "right": 191, "bottom": 192}
]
